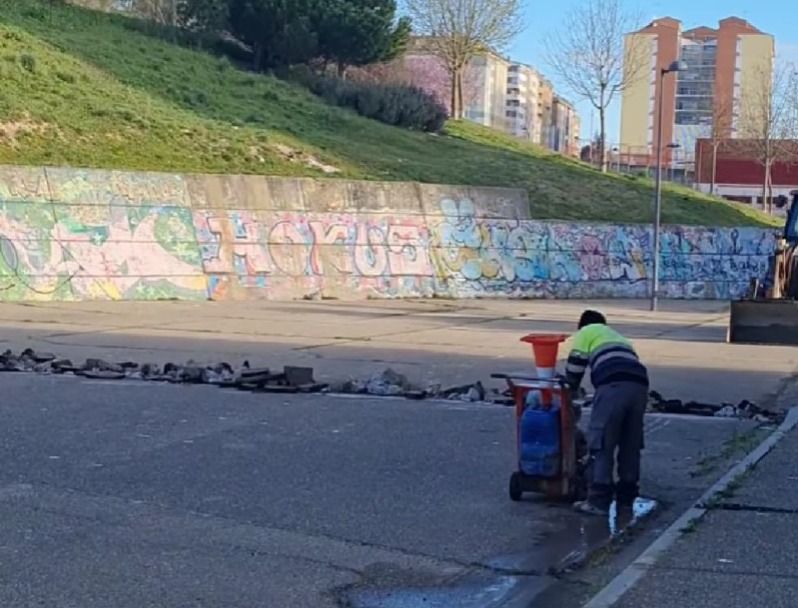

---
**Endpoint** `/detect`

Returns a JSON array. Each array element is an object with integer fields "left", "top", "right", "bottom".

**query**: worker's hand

[{"left": 555, "top": 373, "right": 576, "bottom": 391}]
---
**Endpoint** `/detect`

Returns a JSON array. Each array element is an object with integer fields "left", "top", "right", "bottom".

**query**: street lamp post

[{"left": 651, "top": 60, "right": 687, "bottom": 312}]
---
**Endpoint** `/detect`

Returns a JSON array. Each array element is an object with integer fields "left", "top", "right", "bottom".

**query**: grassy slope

[{"left": 0, "top": 1, "right": 779, "bottom": 227}]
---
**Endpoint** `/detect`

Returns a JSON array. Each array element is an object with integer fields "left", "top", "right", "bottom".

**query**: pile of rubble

[
  {"left": 334, "top": 368, "right": 493, "bottom": 403},
  {"left": 0, "top": 349, "right": 328, "bottom": 393},
  {"left": 647, "top": 390, "right": 778, "bottom": 422},
  {"left": 0, "top": 349, "right": 780, "bottom": 418},
  {"left": 0, "top": 350, "right": 494, "bottom": 403}
]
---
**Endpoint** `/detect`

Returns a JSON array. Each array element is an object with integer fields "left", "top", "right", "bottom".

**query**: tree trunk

[
  {"left": 456, "top": 69, "right": 464, "bottom": 120},
  {"left": 767, "top": 162, "right": 774, "bottom": 214},
  {"left": 710, "top": 144, "right": 718, "bottom": 195},
  {"left": 598, "top": 109, "right": 606, "bottom": 171},
  {"left": 449, "top": 66, "right": 465, "bottom": 119},
  {"left": 762, "top": 163, "right": 769, "bottom": 213},
  {"left": 598, "top": 89, "right": 607, "bottom": 172},
  {"left": 449, "top": 68, "right": 458, "bottom": 118}
]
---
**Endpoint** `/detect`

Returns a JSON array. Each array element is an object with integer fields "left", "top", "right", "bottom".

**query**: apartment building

[
  {"left": 402, "top": 40, "right": 507, "bottom": 126},
  {"left": 402, "top": 40, "right": 579, "bottom": 156},
  {"left": 620, "top": 17, "right": 774, "bottom": 171},
  {"left": 464, "top": 53, "right": 512, "bottom": 129},
  {"left": 503, "top": 65, "right": 580, "bottom": 155},
  {"left": 550, "top": 96, "right": 581, "bottom": 156},
  {"left": 505, "top": 64, "right": 542, "bottom": 142}
]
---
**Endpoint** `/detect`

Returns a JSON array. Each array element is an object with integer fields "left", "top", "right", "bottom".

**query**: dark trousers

[{"left": 587, "top": 381, "right": 648, "bottom": 509}]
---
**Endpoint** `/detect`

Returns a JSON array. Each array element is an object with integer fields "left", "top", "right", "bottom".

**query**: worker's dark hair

[{"left": 578, "top": 310, "right": 607, "bottom": 329}]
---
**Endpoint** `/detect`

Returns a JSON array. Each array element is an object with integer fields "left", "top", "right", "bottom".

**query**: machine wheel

[{"left": 509, "top": 472, "right": 523, "bottom": 501}]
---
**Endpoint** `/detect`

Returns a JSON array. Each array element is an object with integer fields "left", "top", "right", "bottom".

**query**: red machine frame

[{"left": 493, "top": 374, "right": 583, "bottom": 501}]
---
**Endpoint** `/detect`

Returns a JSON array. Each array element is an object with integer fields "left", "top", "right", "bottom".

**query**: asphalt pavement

[
  {"left": 0, "top": 299, "right": 794, "bottom": 405},
  {"left": 0, "top": 373, "right": 763, "bottom": 607},
  {"left": 0, "top": 298, "right": 793, "bottom": 607}
]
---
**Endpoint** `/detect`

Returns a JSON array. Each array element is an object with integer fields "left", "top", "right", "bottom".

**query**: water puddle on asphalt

[
  {"left": 344, "top": 498, "right": 658, "bottom": 608},
  {"left": 346, "top": 576, "right": 519, "bottom": 608},
  {"left": 481, "top": 497, "right": 659, "bottom": 575}
]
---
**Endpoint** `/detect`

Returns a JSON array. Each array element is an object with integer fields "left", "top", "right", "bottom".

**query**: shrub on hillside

[
  {"left": 19, "top": 53, "right": 36, "bottom": 73},
  {"left": 296, "top": 73, "right": 446, "bottom": 133}
]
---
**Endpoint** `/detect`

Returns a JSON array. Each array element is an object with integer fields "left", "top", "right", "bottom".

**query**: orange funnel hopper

[{"left": 520, "top": 334, "right": 568, "bottom": 378}]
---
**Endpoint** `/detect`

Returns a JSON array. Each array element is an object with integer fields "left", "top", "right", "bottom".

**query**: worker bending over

[{"left": 565, "top": 310, "right": 649, "bottom": 516}]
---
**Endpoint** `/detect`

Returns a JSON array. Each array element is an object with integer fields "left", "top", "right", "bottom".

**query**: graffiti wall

[
  {"left": 0, "top": 167, "right": 207, "bottom": 301},
  {"left": 0, "top": 166, "right": 778, "bottom": 301}
]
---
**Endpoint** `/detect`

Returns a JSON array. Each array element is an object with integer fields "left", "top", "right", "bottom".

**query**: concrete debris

[
  {"left": 238, "top": 367, "right": 275, "bottom": 384},
  {"left": 84, "top": 358, "right": 124, "bottom": 374},
  {"left": 0, "top": 349, "right": 328, "bottom": 394},
  {"left": 285, "top": 366, "right": 315, "bottom": 387},
  {"left": 339, "top": 368, "right": 414, "bottom": 397},
  {"left": 82, "top": 369, "right": 127, "bottom": 380},
  {"left": 337, "top": 371, "right": 492, "bottom": 403},
  {"left": 429, "top": 381, "right": 487, "bottom": 402},
  {"left": 336, "top": 368, "right": 419, "bottom": 397},
  {"left": 22, "top": 349, "right": 56, "bottom": 363},
  {"left": 648, "top": 391, "right": 778, "bottom": 421},
  {"left": 0, "top": 349, "right": 773, "bottom": 416},
  {"left": 52, "top": 359, "right": 80, "bottom": 374}
]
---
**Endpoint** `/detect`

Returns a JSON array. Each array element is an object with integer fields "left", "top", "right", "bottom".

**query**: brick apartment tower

[{"left": 620, "top": 17, "right": 774, "bottom": 171}]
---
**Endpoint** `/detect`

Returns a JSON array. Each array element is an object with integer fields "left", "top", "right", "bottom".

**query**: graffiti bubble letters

[{"left": 196, "top": 212, "right": 434, "bottom": 281}]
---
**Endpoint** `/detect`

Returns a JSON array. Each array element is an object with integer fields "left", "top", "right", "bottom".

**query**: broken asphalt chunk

[
  {"left": 179, "top": 366, "right": 206, "bottom": 384},
  {"left": 284, "top": 366, "right": 315, "bottom": 387},
  {"left": 253, "top": 385, "right": 300, "bottom": 394},
  {"left": 84, "top": 358, "right": 124, "bottom": 373},
  {"left": 81, "top": 369, "right": 126, "bottom": 380},
  {"left": 51, "top": 359, "right": 79, "bottom": 374},
  {"left": 297, "top": 383, "right": 329, "bottom": 393},
  {"left": 237, "top": 367, "right": 276, "bottom": 385},
  {"left": 21, "top": 349, "right": 56, "bottom": 363}
]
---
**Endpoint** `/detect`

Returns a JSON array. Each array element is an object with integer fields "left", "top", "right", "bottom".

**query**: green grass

[{"left": 0, "top": 1, "right": 779, "bottom": 226}]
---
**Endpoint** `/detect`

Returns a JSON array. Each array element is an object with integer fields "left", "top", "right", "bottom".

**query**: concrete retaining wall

[{"left": 0, "top": 166, "right": 777, "bottom": 301}]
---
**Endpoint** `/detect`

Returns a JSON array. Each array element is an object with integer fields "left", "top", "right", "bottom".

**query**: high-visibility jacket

[{"left": 565, "top": 323, "right": 648, "bottom": 389}]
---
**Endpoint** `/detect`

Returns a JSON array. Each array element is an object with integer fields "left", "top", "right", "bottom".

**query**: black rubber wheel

[{"left": 509, "top": 472, "right": 523, "bottom": 501}]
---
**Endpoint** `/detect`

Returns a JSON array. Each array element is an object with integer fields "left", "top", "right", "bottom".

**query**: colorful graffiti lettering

[
  {"left": 0, "top": 168, "right": 778, "bottom": 302},
  {"left": 193, "top": 211, "right": 436, "bottom": 299},
  {"left": 0, "top": 169, "right": 207, "bottom": 301}
]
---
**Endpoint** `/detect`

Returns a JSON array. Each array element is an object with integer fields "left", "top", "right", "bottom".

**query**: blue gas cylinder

[{"left": 519, "top": 393, "right": 561, "bottom": 478}]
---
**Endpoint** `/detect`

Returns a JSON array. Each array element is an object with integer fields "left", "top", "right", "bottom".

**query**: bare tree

[
  {"left": 706, "top": 93, "right": 735, "bottom": 195},
  {"left": 737, "top": 61, "right": 798, "bottom": 213},
  {"left": 404, "top": 0, "right": 524, "bottom": 119},
  {"left": 545, "top": 0, "right": 644, "bottom": 172}
]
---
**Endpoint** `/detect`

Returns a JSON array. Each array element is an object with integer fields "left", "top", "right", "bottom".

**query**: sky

[{"left": 507, "top": 0, "right": 798, "bottom": 145}]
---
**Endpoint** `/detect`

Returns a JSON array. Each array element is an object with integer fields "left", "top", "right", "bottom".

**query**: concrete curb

[{"left": 582, "top": 406, "right": 798, "bottom": 608}]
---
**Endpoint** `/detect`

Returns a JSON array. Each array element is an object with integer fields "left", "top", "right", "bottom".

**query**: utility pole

[{"left": 651, "top": 60, "right": 686, "bottom": 312}]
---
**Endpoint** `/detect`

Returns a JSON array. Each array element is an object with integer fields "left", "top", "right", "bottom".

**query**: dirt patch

[
  {"left": 0, "top": 117, "right": 50, "bottom": 147},
  {"left": 273, "top": 143, "right": 340, "bottom": 174}
]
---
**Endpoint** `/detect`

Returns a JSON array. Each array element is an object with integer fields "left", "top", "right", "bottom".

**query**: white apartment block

[{"left": 505, "top": 64, "right": 543, "bottom": 143}]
